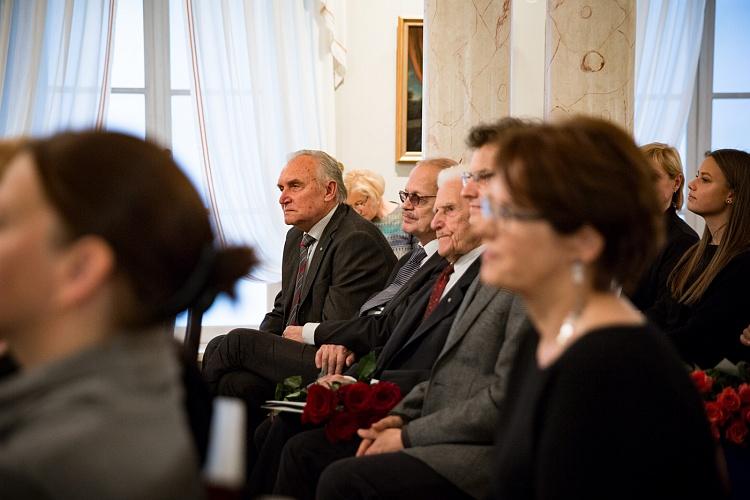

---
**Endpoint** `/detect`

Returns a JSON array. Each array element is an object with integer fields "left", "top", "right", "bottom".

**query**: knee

[
  {"left": 317, "top": 458, "right": 359, "bottom": 500},
  {"left": 203, "top": 334, "right": 226, "bottom": 365}
]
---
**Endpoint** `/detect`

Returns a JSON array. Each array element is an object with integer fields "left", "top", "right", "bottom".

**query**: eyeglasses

[
  {"left": 480, "top": 197, "right": 543, "bottom": 222},
  {"left": 352, "top": 196, "right": 369, "bottom": 208},
  {"left": 399, "top": 190, "right": 437, "bottom": 207},
  {"left": 461, "top": 170, "right": 495, "bottom": 187}
]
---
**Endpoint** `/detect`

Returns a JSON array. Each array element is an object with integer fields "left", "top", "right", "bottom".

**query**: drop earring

[{"left": 557, "top": 260, "right": 585, "bottom": 346}]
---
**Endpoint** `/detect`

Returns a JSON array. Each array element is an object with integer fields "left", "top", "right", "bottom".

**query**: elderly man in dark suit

[{"left": 201, "top": 150, "right": 395, "bottom": 428}]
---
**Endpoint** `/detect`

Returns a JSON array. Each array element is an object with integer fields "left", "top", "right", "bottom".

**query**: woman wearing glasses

[
  {"left": 481, "top": 117, "right": 725, "bottom": 499},
  {"left": 344, "top": 169, "right": 416, "bottom": 259}
]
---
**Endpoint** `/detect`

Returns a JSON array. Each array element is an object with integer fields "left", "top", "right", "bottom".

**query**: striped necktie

[
  {"left": 358, "top": 246, "right": 427, "bottom": 315},
  {"left": 286, "top": 234, "right": 316, "bottom": 327}
]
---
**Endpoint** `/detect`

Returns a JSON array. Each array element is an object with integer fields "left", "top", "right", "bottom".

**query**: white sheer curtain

[
  {"left": 634, "top": 0, "right": 706, "bottom": 146},
  {"left": 0, "top": 0, "right": 114, "bottom": 135},
  {"left": 184, "top": 0, "right": 338, "bottom": 282}
]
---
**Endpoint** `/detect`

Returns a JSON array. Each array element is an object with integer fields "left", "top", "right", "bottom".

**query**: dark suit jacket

[
  {"left": 345, "top": 258, "right": 481, "bottom": 394},
  {"left": 313, "top": 252, "right": 447, "bottom": 354},
  {"left": 259, "top": 204, "right": 396, "bottom": 334}
]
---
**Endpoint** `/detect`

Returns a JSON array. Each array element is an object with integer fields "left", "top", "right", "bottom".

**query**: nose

[
  {"left": 687, "top": 178, "right": 696, "bottom": 191},
  {"left": 279, "top": 189, "right": 290, "bottom": 205},
  {"left": 461, "top": 181, "right": 477, "bottom": 201},
  {"left": 431, "top": 212, "right": 443, "bottom": 231}
]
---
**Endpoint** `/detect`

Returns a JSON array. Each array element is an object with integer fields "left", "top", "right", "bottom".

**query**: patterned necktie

[
  {"left": 286, "top": 234, "right": 316, "bottom": 327},
  {"left": 358, "top": 246, "right": 427, "bottom": 315},
  {"left": 422, "top": 263, "right": 455, "bottom": 320}
]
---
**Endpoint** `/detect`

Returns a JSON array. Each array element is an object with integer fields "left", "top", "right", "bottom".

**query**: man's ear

[
  {"left": 323, "top": 180, "right": 338, "bottom": 202},
  {"left": 55, "top": 236, "right": 115, "bottom": 308}
]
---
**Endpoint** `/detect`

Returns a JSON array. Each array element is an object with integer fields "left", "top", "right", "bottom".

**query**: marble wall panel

[
  {"left": 424, "top": 0, "right": 511, "bottom": 161},
  {"left": 545, "top": 0, "right": 635, "bottom": 130}
]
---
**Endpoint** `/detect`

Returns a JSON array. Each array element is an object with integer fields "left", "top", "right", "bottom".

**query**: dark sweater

[
  {"left": 493, "top": 325, "right": 726, "bottom": 500},
  {"left": 647, "top": 247, "right": 750, "bottom": 367},
  {"left": 630, "top": 208, "right": 698, "bottom": 311}
]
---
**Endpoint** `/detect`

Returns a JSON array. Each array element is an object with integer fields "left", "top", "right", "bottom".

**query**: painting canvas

[{"left": 396, "top": 18, "right": 423, "bottom": 163}]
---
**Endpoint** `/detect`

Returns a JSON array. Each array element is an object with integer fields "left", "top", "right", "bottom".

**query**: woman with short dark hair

[
  {"left": 0, "top": 131, "right": 255, "bottom": 499},
  {"left": 482, "top": 117, "right": 725, "bottom": 499}
]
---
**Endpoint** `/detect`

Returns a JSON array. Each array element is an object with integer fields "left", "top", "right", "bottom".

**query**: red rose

[
  {"left": 325, "top": 411, "right": 360, "bottom": 443},
  {"left": 302, "top": 384, "right": 337, "bottom": 425},
  {"left": 738, "top": 383, "right": 750, "bottom": 404},
  {"left": 690, "top": 370, "right": 714, "bottom": 395},
  {"left": 367, "top": 381, "right": 402, "bottom": 414},
  {"left": 338, "top": 382, "right": 372, "bottom": 413},
  {"left": 725, "top": 418, "right": 749, "bottom": 445},
  {"left": 705, "top": 401, "right": 727, "bottom": 426},
  {"left": 742, "top": 406, "right": 750, "bottom": 424},
  {"left": 717, "top": 387, "right": 741, "bottom": 413}
]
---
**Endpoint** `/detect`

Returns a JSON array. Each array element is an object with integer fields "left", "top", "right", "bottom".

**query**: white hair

[{"left": 437, "top": 165, "right": 467, "bottom": 188}]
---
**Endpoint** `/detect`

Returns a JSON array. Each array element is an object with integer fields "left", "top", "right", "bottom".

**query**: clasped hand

[{"left": 356, "top": 415, "right": 405, "bottom": 457}]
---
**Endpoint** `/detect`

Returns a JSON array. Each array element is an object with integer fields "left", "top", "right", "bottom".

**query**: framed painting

[{"left": 395, "top": 17, "right": 423, "bottom": 163}]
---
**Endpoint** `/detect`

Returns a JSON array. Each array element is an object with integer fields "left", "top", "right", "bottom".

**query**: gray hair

[
  {"left": 437, "top": 165, "right": 467, "bottom": 188},
  {"left": 289, "top": 149, "right": 347, "bottom": 203}
]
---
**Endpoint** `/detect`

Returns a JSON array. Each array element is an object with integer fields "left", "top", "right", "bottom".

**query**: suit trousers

[
  {"left": 201, "top": 328, "right": 319, "bottom": 474},
  {"left": 275, "top": 426, "right": 471, "bottom": 500}
]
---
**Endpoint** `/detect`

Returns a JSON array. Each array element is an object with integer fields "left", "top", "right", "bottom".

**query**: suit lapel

[
  {"left": 281, "top": 229, "right": 304, "bottom": 314},
  {"left": 384, "top": 258, "right": 481, "bottom": 366},
  {"left": 382, "top": 253, "right": 447, "bottom": 316},
  {"left": 438, "top": 282, "right": 498, "bottom": 358},
  {"left": 298, "top": 204, "right": 346, "bottom": 304}
]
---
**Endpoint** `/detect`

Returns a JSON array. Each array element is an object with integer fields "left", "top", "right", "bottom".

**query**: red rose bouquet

[
  {"left": 272, "top": 352, "right": 403, "bottom": 443},
  {"left": 302, "top": 380, "right": 402, "bottom": 442},
  {"left": 690, "top": 362, "right": 750, "bottom": 447}
]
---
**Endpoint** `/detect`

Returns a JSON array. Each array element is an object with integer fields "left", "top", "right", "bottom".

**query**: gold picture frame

[{"left": 395, "top": 17, "right": 423, "bottom": 163}]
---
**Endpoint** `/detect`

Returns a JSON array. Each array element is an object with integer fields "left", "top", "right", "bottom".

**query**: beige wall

[{"left": 334, "top": 0, "right": 423, "bottom": 204}]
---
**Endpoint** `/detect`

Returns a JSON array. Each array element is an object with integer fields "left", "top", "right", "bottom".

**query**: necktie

[
  {"left": 358, "top": 246, "right": 427, "bottom": 315},
  {"left": 422, "top": 263, "right": 455, "bottom": 320},
  {"left": 286, "top": 234, "right": 316, "bottom": 327}
]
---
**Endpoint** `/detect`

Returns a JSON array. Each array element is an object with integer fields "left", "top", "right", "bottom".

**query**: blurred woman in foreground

[
  {"left": 481, "top": 117, "right": 725, "bottom": 499},
  {"left": 0, "top": 131, "right": 255, "bottom": 499}
]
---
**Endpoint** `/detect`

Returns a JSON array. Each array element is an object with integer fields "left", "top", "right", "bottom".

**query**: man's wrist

[{"left": 302, "top": 323, "right": 319, "bottom": 344}]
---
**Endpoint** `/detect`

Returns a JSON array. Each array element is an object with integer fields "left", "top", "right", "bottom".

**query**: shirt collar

[
  {"left": 451, "top": 244, "right": 485, "bottom": 275},
  {"left": 306, "top": 205, "right": 339, "bottom": 241},
  {"left": 421, "top": 239, "right": 440, "bottom": 262}
]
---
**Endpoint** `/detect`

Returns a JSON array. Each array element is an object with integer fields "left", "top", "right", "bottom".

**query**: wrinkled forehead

[
  {"left": 435, "top": 178, "right": 464, "bottom": 210},
  {"left": 469, "top": 143, "right": 498, "bottom": 174},
  {"left": 405, "top": 164, "right": 439, "bottom": 195},
  {"left": 279, "top": 155, "right": 320, "bottom": 184}
]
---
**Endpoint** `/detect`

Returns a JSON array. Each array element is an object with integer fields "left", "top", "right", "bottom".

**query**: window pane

[
  {"left": 175, "top": 279, "right": 267, "bottom": 327},
  {"left": 106, "top": 93, "right": 145, "bottom": 138},
  {"left": 111, "top": 0, "right": 144, "bottom": 88},
  {"left": 171, "top": 95, "right": 205, "bottom": 200},
  {"left": 712, "top": 98, "right": 750, "bottom": 151},
  {"left": 713, "top": 0, "right": 750, "bottom": 93},
  {"left": 169, "top": 0, "right": 191, "bottom": 90}
]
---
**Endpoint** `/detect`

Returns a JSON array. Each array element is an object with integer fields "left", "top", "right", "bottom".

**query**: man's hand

[
  {"left": 281, "top": 325, "right": 304, "bottom": 343},
  {"left": 356, "top": 428, "right": 404, "bottom": 456},
  {"left": 316, "top": 374, "right": 355, "bottom": 389},
  {"left": 315, "top": 344, "right": 356, "bottom": 375},
  {"left": 740, "top": 324, "right": 750, "bottom": 347},
  {"left": 355, "top": 416, "right": 405, "bottom": 456}
]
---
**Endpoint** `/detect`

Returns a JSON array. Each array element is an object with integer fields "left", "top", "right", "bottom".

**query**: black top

[
  {"left": 647, "top": 247, "right": 750, "bottom": 367},
  {"left": 493, "top": 324, "right": 725, "bottom": 500},
  {"left": 630, "top": 208, "right": 698, "bottom": 311}
]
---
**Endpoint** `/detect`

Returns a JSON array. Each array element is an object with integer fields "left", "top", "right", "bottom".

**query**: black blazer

[
  {"left": 313, "top": 251, "right": 448, "bottom": 353},
  {"left": 346, "top": 257, "right": 481, "bottom": 394},
  {"left": 259, "top": 204, "right": 396, "bottom": 335}
]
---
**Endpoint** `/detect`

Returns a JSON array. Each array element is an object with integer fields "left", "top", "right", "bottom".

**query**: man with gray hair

[{"left": 202, "top": 150, "right": 395, "bottom": 431}]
